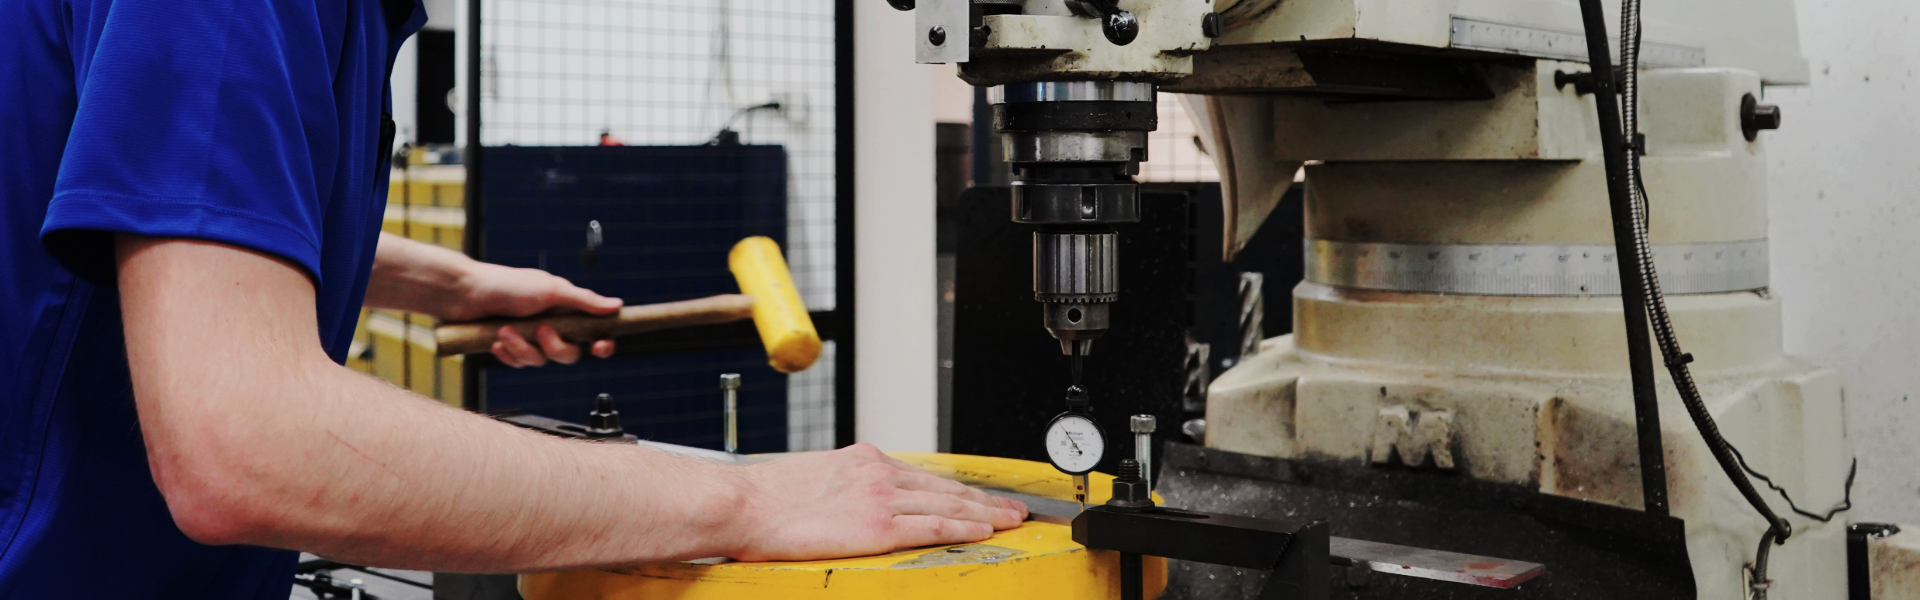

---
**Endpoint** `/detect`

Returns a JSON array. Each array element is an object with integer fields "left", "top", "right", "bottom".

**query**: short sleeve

[{"left": 41, "top": 0, "right": 345, "bottom": 284}]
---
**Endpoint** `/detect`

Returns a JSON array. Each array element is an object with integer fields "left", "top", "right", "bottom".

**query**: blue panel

[{"left": 480, "top": 145, "right": 789, "bottom": 452}]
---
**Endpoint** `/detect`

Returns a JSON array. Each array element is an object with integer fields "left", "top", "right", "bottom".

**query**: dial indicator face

[{"left": 1045, "top": 413, "right": 1105, "bottom": 475}]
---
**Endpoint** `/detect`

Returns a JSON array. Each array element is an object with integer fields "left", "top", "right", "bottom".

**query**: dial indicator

[{"left": 1045, "top": 413, "right": 1105, "bottom": 475}]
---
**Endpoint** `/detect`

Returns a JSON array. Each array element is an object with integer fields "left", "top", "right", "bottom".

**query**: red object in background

[{"left": 599, "top": 131, "right": 625, "bottom": 146}]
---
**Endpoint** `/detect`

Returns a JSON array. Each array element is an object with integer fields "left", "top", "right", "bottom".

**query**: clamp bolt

[
  {"left": 587, "top": 393, "right": 624, "bottom": 438},
  {"left": 720, "top": 374, "right": 742, "bottom": 454}
]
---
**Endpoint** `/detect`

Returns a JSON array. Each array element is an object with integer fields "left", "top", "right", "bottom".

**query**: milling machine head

[{"left": 990, "top": 81, "right": 1155, "bottom": 354}]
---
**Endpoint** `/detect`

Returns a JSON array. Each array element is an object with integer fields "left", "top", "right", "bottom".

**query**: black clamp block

[{"left": 1074, "top": 505, "right": 1331, "bottom": 600}]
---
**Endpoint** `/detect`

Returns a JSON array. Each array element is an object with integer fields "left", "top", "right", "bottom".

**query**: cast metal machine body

[{"left": 892, "top": 0, "right": 1885, "bottom": 598}]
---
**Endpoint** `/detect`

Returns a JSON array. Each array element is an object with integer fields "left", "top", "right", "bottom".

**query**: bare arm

[
  {"left": 117, "top": 236, "right": 1024, "bottom": 571},
  {"left": 366, "top": 232, "right": 616, "bottom": 366}
]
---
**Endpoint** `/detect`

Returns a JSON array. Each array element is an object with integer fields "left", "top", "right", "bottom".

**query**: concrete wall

[{"left": 1768, "top": 0, "right": 1920, "bottom": 524}]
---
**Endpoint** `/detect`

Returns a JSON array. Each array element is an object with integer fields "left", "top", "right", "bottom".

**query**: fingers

[
  {"left": 533, "top": 326, "right": 583, "bottom": 364},
  {"left": 492, "top": 325, "right": 612, "bottom": 367},
  {"left": 894, "top": 472, "right": 1028, "bottom": 516},
  {"left": 888, "top": 515, "right": 995, "bottom": 549},
  {"left": 891, "top": 490, "right": 1026, "bottom": 531},
  {"left": 548, "top": 277, "right": 622, "bottom": 316},
  {"left": 492, "top": 326, "right": 546, "bottom": 368}
]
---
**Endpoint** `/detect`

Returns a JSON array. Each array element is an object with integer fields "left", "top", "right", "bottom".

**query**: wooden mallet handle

[{"left": 434, "top": 294, "right": 756, "bottom": 357}]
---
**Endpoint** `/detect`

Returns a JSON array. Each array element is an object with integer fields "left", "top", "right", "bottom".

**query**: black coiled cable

[{"left": 1600, "top": 1, "right": 1855, "bottom": 597}]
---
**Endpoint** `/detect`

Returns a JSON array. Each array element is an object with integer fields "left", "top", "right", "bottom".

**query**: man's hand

[
  {"left": 450, "top": 261, "right": 622, "bottom": 367},
  {"left": 727, "top": 444, "right": 1029, "bottom": 561},
  {"left": 366, "top": 233, "right": 621, "bottom": 367}
]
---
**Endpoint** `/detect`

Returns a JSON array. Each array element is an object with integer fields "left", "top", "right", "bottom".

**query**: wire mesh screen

[
  {"left": 1139, "top": 93, "right": 1220, "bottom": 183},
  {"left": 477, "top": 0, "right": 839, "bottom": 450}
]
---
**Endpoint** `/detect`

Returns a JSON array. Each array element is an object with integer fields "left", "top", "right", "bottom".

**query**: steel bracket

[{"left": 1073, "top": 505, "right": 1332, "bottom": 600}]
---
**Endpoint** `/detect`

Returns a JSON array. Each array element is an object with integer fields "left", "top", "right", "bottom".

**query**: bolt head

[
  {"left": 720, "top": 373, "right": 742, "bottom": 390},
  {"left": 1130, "top": 414, "right": 1157, "bottom": 434},
  {"left": 1106, "top": 475, "right": 1153, "bottom": 509},
  {"left": 1202, "top": 12, "right": 1223, "bottom": 38},
  {"left": 928, "top": 26, "right": 947, "bottom": 47}
]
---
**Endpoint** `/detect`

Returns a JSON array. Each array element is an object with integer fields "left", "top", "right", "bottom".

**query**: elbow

[
  {"left": 145, "top": 424, "right": 291, "bottom": 546},
  {"left": 163, "top": 485, "right": 265, "bottom": 547}
]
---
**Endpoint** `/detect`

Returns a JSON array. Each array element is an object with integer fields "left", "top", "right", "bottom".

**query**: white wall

[
  {"left": 1768, "top": 0, "right": 1920, "bottom": 524},
  {"left": 854, "top": 2, "right": 940, "bottom": 452}
]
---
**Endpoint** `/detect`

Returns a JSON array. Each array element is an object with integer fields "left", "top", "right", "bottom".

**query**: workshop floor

[{"left": 289, "top": 554, "right": 433, "bottom": 600}]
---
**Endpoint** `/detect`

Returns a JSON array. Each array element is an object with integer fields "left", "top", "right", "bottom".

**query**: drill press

[{"left": 915, "top": 0, "right": 1872, "bottom": 598}]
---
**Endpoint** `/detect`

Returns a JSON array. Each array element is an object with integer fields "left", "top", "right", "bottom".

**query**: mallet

[{"left": 433, "top": 236, "right": 823, "bottom": 373}]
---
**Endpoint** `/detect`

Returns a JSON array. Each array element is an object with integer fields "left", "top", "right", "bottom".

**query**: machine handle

[{"left": 434, "top": 295, "right": 756, "bottom": 357}]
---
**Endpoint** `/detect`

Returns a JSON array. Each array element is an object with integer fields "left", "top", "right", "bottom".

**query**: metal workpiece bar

[
  {"left": 1304, "top": 238, "right": 1769, "bottom": 296},
  {"left": 989, "top": 81, "right": 1158, "bottom": 104},
  {"left": 1330, "top": 537, "right": 1546, "bottom": 589},
  {"left": 981, "top": 489, "right": 1081, "bottom": 524},
  {"left": 1034, "top": 232, "right": 1119, "bottom": 299},
  {"left": 984, "top": 488, "right": 1547, "bottom": 590},
  {"left": 637, "top": 439, "right": 758, "bottom": 464}
]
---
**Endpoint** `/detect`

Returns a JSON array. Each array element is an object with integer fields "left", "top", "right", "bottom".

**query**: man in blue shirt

[{"left": 0, "top": 1, "right": 1025, "bottom": 598}]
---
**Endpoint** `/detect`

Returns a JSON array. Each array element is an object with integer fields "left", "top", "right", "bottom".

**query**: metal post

[
  {"left": 1120, "top": 552, "right": 1144, "bottom": 600},
  {"left": 1574, "top": 0, "right": 1669, "bottom": 517},
  {"left": 721, "top": 374, "right": 742, "bottom": 454},
  {"left": 1131, "top": 415, "right": 1156, "bottom": 493}
]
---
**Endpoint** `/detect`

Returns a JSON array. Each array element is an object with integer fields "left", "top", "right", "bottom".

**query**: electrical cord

[
  {"left": 1732, "top": 450, "right": 1857, "bottom": 523},
  {"left": 1604, "top": 2, "right": 1855, "bottom": 597},
  {"left": 1605, "top": 1, "right": 1790, "bottom": 595},
  {"left": 708, "top": 102, "right": 783, "bottom": 145}
]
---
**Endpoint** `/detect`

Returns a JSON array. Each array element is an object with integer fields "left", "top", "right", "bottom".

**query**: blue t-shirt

[{"left": 0, "top": 1, "right": 423, "bottom": 597}]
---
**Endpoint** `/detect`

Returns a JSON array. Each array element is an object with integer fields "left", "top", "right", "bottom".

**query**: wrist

[
  {"left": 701, "top": 461, "right": 762, "bottom": 560},
  {"left": 435, "top": 259, "right": 491, "bottom": 321}
]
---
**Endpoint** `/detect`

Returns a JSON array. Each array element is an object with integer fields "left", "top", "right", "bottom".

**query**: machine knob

[
  {"left": 1103, "top": 11, "right": 1139, "bottom": 46},
  {"left": 1741, "top": 93, "right": 1782, "bottom": 141}
]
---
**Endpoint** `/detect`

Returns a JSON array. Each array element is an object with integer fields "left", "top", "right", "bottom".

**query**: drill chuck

[
  {"left": 990, "top": 81, "right": 1157, "bottom": 355},
  {"left": 1035, "top": 231, "right": 1118, "bottom": 353}
]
